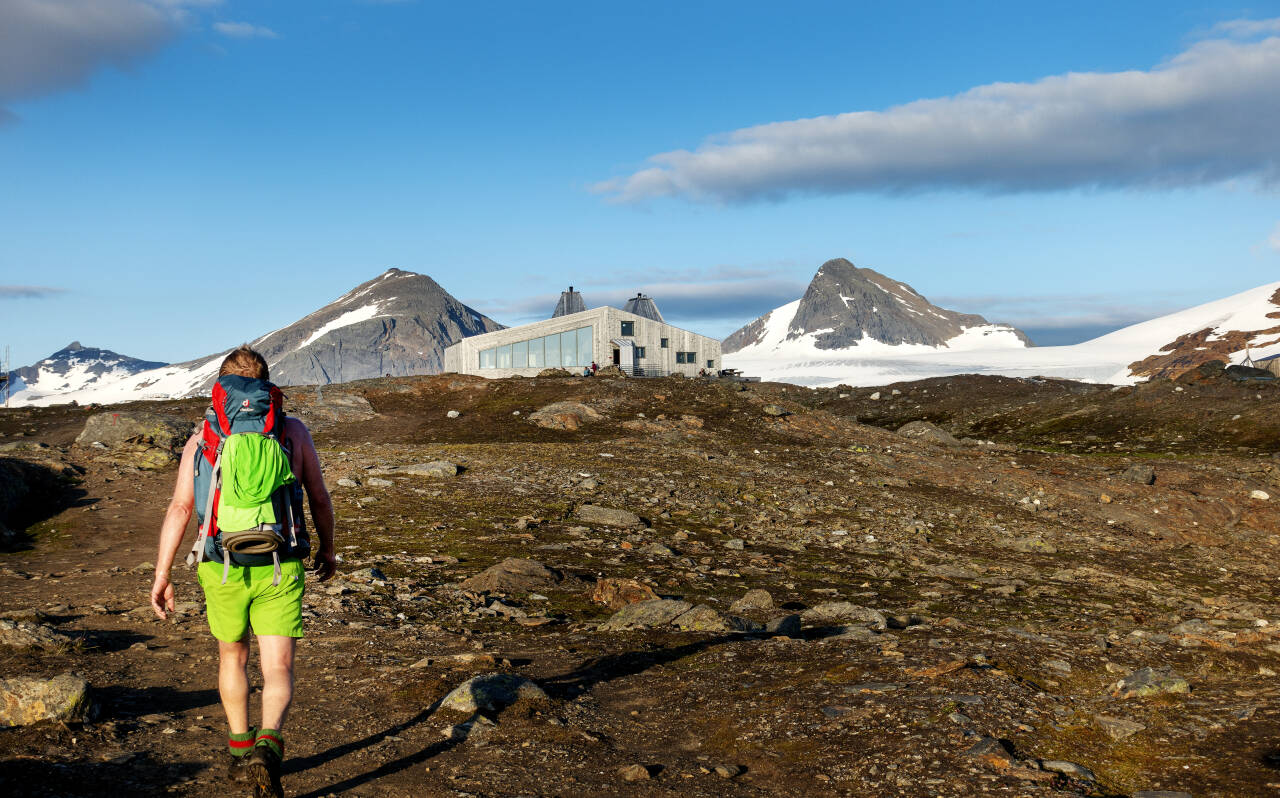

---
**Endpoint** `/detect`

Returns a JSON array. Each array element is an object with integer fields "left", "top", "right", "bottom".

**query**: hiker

[
  {"left": 150, "top": 345, "right": 336, "bottom": 798},
  {"left": 590, "top": 361, "right": 598, "bottom": 375},
  {"left": 582, "top": 365, "right": 592, "bottom": 377}
]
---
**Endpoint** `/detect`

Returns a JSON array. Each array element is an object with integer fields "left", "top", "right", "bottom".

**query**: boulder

[
  {"left": 762, "top": 404, "right": 790, "bottom": 417},
  {"left": 729, "top": 589, "right": 774, "bottom": 613},
  {"left": 527, "top": 402, "right": 602, "bottom": 431},
  {"left": 573, "top": 504, "right": 644, "bottom": 528},
  {"left": 536, "top": 368, "right": 573, "bottom": 378},
  {"left": 369, "top": 461, "right": 458, "bottom": 478},
  {"left": 1122, "top": 464, "right": 1157, "bottom": 486},
  {"left": 595, "top": 365, "right": 626, "bottom": 377},
  {"left": 0, "top": 620, "right": 71, "bottom": 649},
  {"left": 460, "top": 558, "right": 566, "bottom": 593},
  {"left": 801, "top": 602, "right": 887, "bottom": 630},
  {"left": 672, "top": 604, "right": 731, "bottom": 632},
  {"left": 1112, "top": 666, "right": 1189, "bottom": 699},
  {"left": 438, "top": 673, "right": 547, "bottom": 714},
  {"left": 0, "top": 673, "right": 92, "bottom": 726},
  {"left": 599, "top": 599, "right": 692, "bottom": 631},
  {"left": 897, "top": 420, "right": 959, "bottom": 446},
  {"left": 1225, "top": 364, "right": 1275, "bottom": 382},
  {"left": 74, "top": 412, "right": 191, "bottom": 469},
  {"left": 591, "top": 578, "right": 659, "bottom": 610},
  {"left": 765, "top": 614, "right": 802, "bottom": 636},
  {"left": 298, "top": 392, "right": 377, "bottom": 425}
]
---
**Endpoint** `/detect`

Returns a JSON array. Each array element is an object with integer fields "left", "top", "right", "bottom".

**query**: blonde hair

[{"left": 218, "top": 345, "right": 269, "bottom": 380}]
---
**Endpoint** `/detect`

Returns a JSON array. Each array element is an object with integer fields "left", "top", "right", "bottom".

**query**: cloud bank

[
  {"left": 0, "top": 1, "right": 175, "bottom": 101},
  {"left": 0, "top": 285, "right": 66, "bottom": 299},
  {"left": 596, "top": 21, "right": 1280, "bottom": 203},
  {"left": 474, "top": 266, "right": 805, "bottom": 330}
]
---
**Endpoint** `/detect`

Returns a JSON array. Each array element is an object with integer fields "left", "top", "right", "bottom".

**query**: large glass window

[
  {"left": 561, "top": 330, "right": 578, "bottom": 368},
  {"left": 474, "top": 325, "right": 592, "bottom": 370},
  {"left": 577, "top": 326, "right": 592, "bottom": 366},
  {"left": 544, "top": 333, "right": 560, "bottom": 367}
]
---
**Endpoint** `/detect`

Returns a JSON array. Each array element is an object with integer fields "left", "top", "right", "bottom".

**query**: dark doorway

[{"left": 612, "top": 348, "right": 620, "bottom": 365}]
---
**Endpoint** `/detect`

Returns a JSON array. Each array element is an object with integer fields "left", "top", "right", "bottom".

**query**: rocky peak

[
  {"left": 724, "top": 258, "right": 1031, "bottom": 353},
  {"left": 245, "top": 267, "right": 505, "bottom": 386}
]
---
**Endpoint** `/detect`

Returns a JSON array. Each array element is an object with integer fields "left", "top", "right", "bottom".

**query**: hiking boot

[
  {"left": 226, "top": 752, "right": 253, "bottom": 782},
  {"left": 245, "top": 745, "right": 283, "bottom": 798}
]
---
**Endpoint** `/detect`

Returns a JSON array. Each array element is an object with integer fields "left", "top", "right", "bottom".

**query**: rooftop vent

[
  {"left": 622, "top": 292, "right": 664, "bottom": 322},
  {"left": 552, "top": 286, "right": 586, "bottom": 318}
]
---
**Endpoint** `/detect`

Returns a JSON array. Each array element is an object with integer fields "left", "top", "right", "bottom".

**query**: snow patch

[{"left": 298, "top": 302, "right": 386, "bottom": 350}]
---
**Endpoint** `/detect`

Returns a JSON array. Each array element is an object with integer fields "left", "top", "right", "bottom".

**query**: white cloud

[
  {"left": 596, "top": 21, "right": 1280, "bottom": 203},
  {"left": 213, "top": 21, "right": 278, "bottom": 39},
  {"left": 1213, "top": 18, "right": 1280, "bottom": 37},
  {"left": 1268, "top": 222, "right": 1280, "bottom": 252}
]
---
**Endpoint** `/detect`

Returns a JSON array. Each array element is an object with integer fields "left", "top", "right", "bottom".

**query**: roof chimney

[
  {"left": 622, "top": 293, "right": 664, "bottom": 322},
  {"left": 552, "top": 286, "right": 586, "bottom": 318}
]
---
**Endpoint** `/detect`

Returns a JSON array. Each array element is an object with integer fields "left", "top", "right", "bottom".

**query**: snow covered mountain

[
  {"left": 725, "top": 280, "right": 1280, "bottom": 387},
  {"left": 7, "top": 269, "right": 504, "bottom": 407},
  {"left": 724, "top": 258, "right": 1031, "bottom": 357},
  {"left": 6, "top": 342, "right": 169, "bottom": 403}
]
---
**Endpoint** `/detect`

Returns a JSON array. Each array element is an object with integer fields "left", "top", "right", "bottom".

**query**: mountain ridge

[{"left": 7, "top": 268, "right": 504, "bottom": 406}]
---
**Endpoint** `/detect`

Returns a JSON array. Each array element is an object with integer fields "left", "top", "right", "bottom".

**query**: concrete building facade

[{"left": 443, "top": 305, "right": 722, "bottom": 379}]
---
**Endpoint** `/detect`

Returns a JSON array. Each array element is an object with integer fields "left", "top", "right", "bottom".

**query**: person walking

[
  {"left": 590, "top": 360, "right": 598, "bottom": 375},
  {"left": 151, "top": 346, "right": 336, "bottom": 798}
]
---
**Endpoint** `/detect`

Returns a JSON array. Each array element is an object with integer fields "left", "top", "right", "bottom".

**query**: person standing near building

[
  {"left": 150, "top": 346, "right": 336, "bottom": 798},
  {"left": 590, "top": 361, "right": 598, "bottom": 375}
]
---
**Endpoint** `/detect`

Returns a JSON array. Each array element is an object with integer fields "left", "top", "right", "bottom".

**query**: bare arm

[
  {"left": 286, "top": 418, "right": 336, "bottom": 580},
  {"left": 151, "top": 434, "right": 200, "bottom": 619}
]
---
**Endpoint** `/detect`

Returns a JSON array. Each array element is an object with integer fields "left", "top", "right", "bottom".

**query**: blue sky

[{"left": 3, "top": 0, "right": 1279, "bottom": 368}]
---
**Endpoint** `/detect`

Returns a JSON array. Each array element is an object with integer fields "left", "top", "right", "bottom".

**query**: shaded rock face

[
  {"left": 0, "top": 458, "right": 72, "bottom": 551},
  {"left": 242, "top": 268, "right": 505, "bottom": 388},
  {"left": 0, "top": 673, "right": 92, "bottom": 726},
  {"left": 74, "top": 412, "right": 191, "bottom": 470},
  {"left": 724, "top": 258, "right": 1031, "bottom": 353}
]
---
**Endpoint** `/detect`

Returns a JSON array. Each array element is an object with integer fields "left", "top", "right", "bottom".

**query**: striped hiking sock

[
  {"left": 228, "top": 728, "right": 256, "bottom": 757},
  {"left": 254, "top": 729, "right": 284, "bottom": 759}
]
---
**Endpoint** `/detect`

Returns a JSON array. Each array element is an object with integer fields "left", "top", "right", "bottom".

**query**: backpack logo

[{"left": 241, "top": 399, "right": 251, "bottom": 408}]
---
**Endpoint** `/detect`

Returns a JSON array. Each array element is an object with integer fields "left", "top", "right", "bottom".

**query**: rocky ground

[{"left": 1, "top": 369, "right": 1278, "bottom": 797}]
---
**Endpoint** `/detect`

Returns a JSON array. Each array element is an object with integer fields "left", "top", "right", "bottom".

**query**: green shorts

[{"left": 197, "top": 558, "right": 305, "bottom": 642}]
